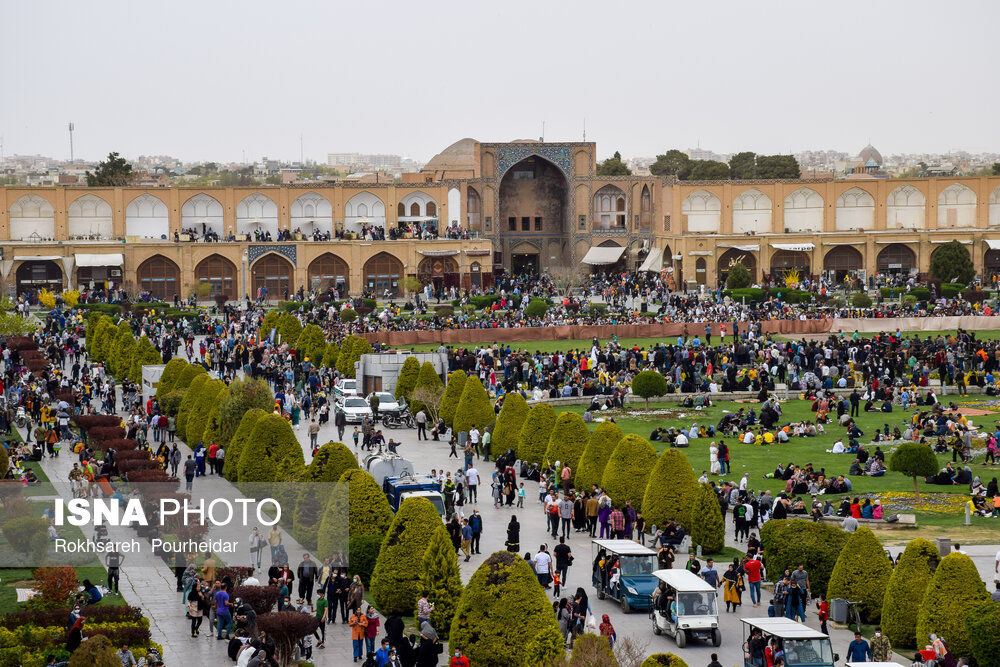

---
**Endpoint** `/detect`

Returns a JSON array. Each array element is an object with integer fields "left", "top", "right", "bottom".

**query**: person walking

[
  {"left": 415, "top": 409, "right": 427, "bottom": 440},
  {"left": 268, "top": 526, "right": 283, "bottom": 565},
  {"left": 553, "top": 537, "right": 572, "bottom": 587},
  {"left": 845, "top": 632, "right": 871, "bottom": 662},
  {"left": 215, "top": 582, "right": 232, "bottom": 640},
  {"left": 308, "top": 419, "right": 320, "bottom": 452},
  {"left": 460, "top": 518, "right": 472, "bottom": 562},
  {"left": 297, "top": 554, "right": 317, "bottom": 607},
  {"left": 469, "top": 510, "right": 483, "bottom": 554},
  {"left": 465, "top": 466, "right": 479, "bottom": 503},
  {"left": 169, "top": 444, "right": 181, "bottom": 477},
  {"left": 348, "top": 607, "right": 368, "bottom": 662},
  {"left": 313, "top": 588, "right": 327, "bottom": 649},
  {"left": 743, "top": 554, "right": 764, "bottom": 607},
  {"left": 364, "top": 605, "right": 380, "bottom": 656},
  {"left": 335, "top": 408, "right": 347, "bottom": 442},
  {"left": 871, "top": 627, "right": 892, "bottom": 662},
  {"left": 183, "top": 455, "right": 196, "bottom": 491},
  {"left": 559, "top": 494, "right": 574, "bottom": 539}
]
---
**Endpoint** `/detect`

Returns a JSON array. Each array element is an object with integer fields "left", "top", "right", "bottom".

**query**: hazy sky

[{"left": 1, "top": 0, "right": 996, "bottom": 164}]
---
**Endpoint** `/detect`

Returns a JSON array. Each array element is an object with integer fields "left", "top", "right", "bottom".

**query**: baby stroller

[{"left": 92, "top": 524, "right": 110, "bottom": 546}]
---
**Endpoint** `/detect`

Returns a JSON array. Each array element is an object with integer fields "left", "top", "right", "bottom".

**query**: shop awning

[
  {"left": 822, "top": 241, "right": 864, "bottom": 246},
  {"left": 75, "top": 253, "right": 124, "bottom": 267},
  {"left": 581, "top": 246, "right": 626, "bottom": 265},
  {"left": 417, "top": 249, "right": 458, "bottom": 257},
  {"left": 14, "top": 255, "right": 62, "bottom": 261},
  {"left": 930, "top": 239, "right": 972, "bottom": 244},
  {"left": 985, "top": 240, "right": 1000, "bottom": 250},
  {"left": 719, "top": 244, "right": 759, "bottom": 252},
  {"left": 637, "top": 247, "right": 664, "bottom": 272},
  {"left": 770, "top": 243, "right": 815, "bottom": 252},
  {"left": 462, "top": 249, "right": 493, "bottom": 256}
]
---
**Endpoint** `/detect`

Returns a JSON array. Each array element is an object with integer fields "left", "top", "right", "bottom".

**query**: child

[
  {"left": 599, "top": 614, "right": 616, "bottom": 649},
  {"left": 299, "top": 632, "right": 313, "bottom": 660},
  {"left": 552, "top": 572, "right": 561, "bottom": 598},
  {"left": 517, "top": 483, "right": 525, "bottom": 508},
  {"left": 352, "top": 427, "right": 360, "bottom": 448}
]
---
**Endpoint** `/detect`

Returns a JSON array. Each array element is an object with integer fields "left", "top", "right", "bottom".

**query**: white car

[
  {"left": 366, "top": 391, "right": 403, "bottom": 415},
  {"left": 336, "top": 396, "right": 372, "bottom": 424},
  {"left": 334, "top": 378, "right": 360, "bottom": 400}
]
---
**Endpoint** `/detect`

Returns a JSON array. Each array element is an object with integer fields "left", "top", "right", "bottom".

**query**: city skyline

[{"left": 1, "top": 0, "right": 996, "bottom": 164}]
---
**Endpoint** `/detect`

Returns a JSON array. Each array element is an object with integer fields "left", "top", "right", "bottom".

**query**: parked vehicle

[
  {"left": 366, "top": 391, "right": 403, "bottom": 414},
  {"left": 334, "top": 378, "right": 360, "bottom": 400},
  {"left": 651, "top": 568, "right": 721, "bottom": 648},
  {"left": 383, "top": 474, "right": 445, "bottom": 516},
  {"left": 364, "top": 452, "right": 414, "bottom": 485},
  {"left": 591, "top": 539, "right": 659, "bottom": 613},
  {"left": 740, "top": 618, "right": 837, "bottom": 667},
  {"left": 335, "top": 396, "right": 372, "bottom": 424}
]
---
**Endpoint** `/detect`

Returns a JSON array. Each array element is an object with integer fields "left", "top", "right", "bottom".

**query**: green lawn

[
  {"left": 392, "top": 336, "right": 685, "bottom": 354},
  {"left": 557, "top": 397, "right": 999, "bottom": 535},
  {"left": 0, "top": 565, "right": 121, "bottom": 615}
]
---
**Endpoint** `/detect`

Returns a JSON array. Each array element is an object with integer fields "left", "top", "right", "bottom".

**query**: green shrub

[
  {"left": 826, "top": 526, "right": 893, "bottom": 623},
  {"left": 259, "top": 309, "right": 281, "bottom": 341},
  {"left": 524, "top": 298, "right": 549, "bottom": 318},
  {"left": 689, "top": 483, "right": 725, "bottom": 554},
  {"left": 67, "top": 634, "right": 119, "bottom": 667},
  {"left": 160, "top": 390, "right": 186, "bottom": 417},
  {"left": 524, "top": 624, "right": 565, "bottom": 665},
  {"left": 296, "top": 324, "right": 327, "bottom": 365},
  {"left": 371, "top": 497, "right": 443, "bottom": 613},
  {"left": 851, "top": 293, "right": 873, "bottom": 308},
  {"left": 726, "top": 262, "right": 751, "bottom": 289},
  {"left": 292, "top": 484, "right": 326, "bottom": 552},
  {"left": 889, "top": 442, "right": 939, "bottom": 497},
  {"left": 1, "top": 516, "right": 48, "bottom": 560},
  {"left": 129, "top": 335, "right": 162, "bottom": 382},
  {"left": 317, "top": 469, "right": 392, "bottom": 558},
  {"left": 306, "top": 441, "right": 358, "bottom": 483},
  {"left": 340, "top": 308, "right": 358, "bottom": 323},
  {"left": 217, "top": 378, "right": 275, "bottom": 445},
  {"left": 916, "top": 552, "right": 989, "bottom": 657},
  {"left": 110, "top": 329, "right": 136, "bottom": 380},
  {"left": 418, "top": 525, "right": 463, "bottom": 640},
  {"left": 759, "top": 520, "right": 848, "bottom": 595},
  {"left": 335, "top": 336, "right": 357, "bottom": 377},
  {"left": 394, "top": 356, "right": 421, "bottom": 401},
  {"left": 156, "top": 357, "right": 188, "bottom": 400},
  {"left": 176, "top": 374, "right": 209, "bottom": 443},
  {"left": 602, "top": 434, "right": 658, "bottom": 514},
  {"left": 965, "top": 601, "right": 1000, "bottom": 667},
  {"left": 0, "top": 448, "right": 7, "bottom": 485},
  {"left": 570, "top": 634, "right": 617, "bottom": 665},
  {"left": 173, "top": 362, "right": 206, "bottom": 390},
  {"left": 277, "top": 300, "right": 301, "bottom": 313},
  {"left": 641, "top": 447, "right": 697, "bottom": 525},
  {"left": 321, "top": 342, "right": 340, "bottom": 369},
  {"left": 449, "top": 551, "right": 561, "bottom": 667},
  {"left": 276, "top": 312, "right": 302, "bottom": 346},
  {"left": 410, "top": 361, "right": 444, "bottom": 415},
  {"left": 238, "top": 414, "right": 304, "bottom": 483},
  {"left": 940, "top": 282, "right": 966, "bottom": 299},
  {"left": 434, "top": 305, "right": 455, "bottom": 317},
  {"left": 517, "top": 403, "right": 557, "bottom": 465},
  {"left": 453, "top": 377, "right": 496, "bottom": 435},
  {"left": 641, "top": 654, "right": 689, "bottom": 667},
  {"left": 575, "top": 421, "right": 624, "bottom": 492},
  {"left": 347, "top": 534, "right": 384, "bottom": 587},
  {"left": 725, "top": 288, "right": 768, "bottom": 303},
  {"left": 363, "top": 298, "right": 377, "bottom": 309},
  {"left": 631, "top": 369, "right": 668, "bottom": 408},
  {"left": 185, "top": 379, "right": 226, "bottom": 446},
  {"left": 543, "top": 412, "right": 589, "bottom": 483},
  {"left": 224, "top": 408, "right": 267, "bottom": 482},
  {"left": 201, "top": 395, "right": 225, "bottom": 446},
  {"left": 881, "top": 538, "right": 940, "bottom": 649},
  {"left": 439, "top": 370, "right": 468, "bottom": 429},
  {"left": 492, "top": 392, "right": 528, "bottom": 455}
]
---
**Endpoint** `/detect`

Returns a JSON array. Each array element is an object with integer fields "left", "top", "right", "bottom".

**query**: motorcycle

[
  {"left": 383, "top": 410, "right": 415, "bottom": 429},
  {"left": 15, "top": 407, "right": 27, "bottom": 429}
]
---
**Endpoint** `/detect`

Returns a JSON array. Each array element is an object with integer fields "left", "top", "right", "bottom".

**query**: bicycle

[{"left": 845, "top": 599, "right": 863, "bottom": 633}]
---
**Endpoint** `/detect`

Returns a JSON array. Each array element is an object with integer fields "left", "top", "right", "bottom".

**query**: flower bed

[{"left": 866, "top": 491, "right": 970, "bottom": 514}]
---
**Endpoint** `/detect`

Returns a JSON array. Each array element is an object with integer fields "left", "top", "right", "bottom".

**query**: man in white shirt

[
  {"left": 739, "top": 474, "right": 750, "bottom": 491},
  {"left": 831, "top": 439, "right": 846, "bottom": 454},
  {"left": 743, "top": 430, "right": 756, "bottom": 444},
  {"left": 469, "top": 427, "right": 481, "bottom": 457},
  {"left": 532, "top": 545, "right": 553, "bottom": 588},
  {"left": 674, "top": 431, "right": 689, "bottom": 447},
  {"left": 465, "top": 466, "right": 480, "bottom": 503}
]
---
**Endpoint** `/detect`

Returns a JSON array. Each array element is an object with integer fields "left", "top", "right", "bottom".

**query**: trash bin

[
  {"left": 936, "top": 537, "right": 951, "bottom": 556},
  {"left": 830, "top": 598, "right": 848, "bottom": 624}
]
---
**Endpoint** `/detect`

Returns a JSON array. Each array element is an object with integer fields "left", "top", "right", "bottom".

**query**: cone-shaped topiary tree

[
  {"left": 110, "top": 329, "right": 136, "bottom": 380},
  {"left": 491, "top": 392, "right": 528, "bottom": 455},
  {"left": 259, "top": 309, "right": 281, "bottom": 341},
  {"left": 689, "top": 482, "right": 725, "bottom": 554},
  {"left": 760, "top": 519, "right": 849, "bottom": 598},
  {"left": 575, "top": 421, "right": 624, "bottom": 492},
  {"left": 453, "top": 377, "right": 496, "bottom": 435},
  {"left": 517, "top": 403, "right": 557, "bottom": 465},
  {"left": 916, "top": 552, "right": 990, "bottom": 657},
  {"left": 185, "top": 378, "right": 226, "bottom": 446},
  {"left": 296, "top": 323, "right": 327, "bottom": 366},
  {"left": 543, "top": 411, "right": 590, "bottom": 484},
  {"left": 642, "top": 654, "right": 690, "bottom": 667},
  {"left": 642, "top": 448, "right": 699, "bottom": 528},
  {"left": 201, "top": 393, "right": 226, "bottom": 450},
  {"left": 524, "top": 624, "right": 566, "bottom": 666},
  {"left": 321, "top": 341, "right": 340, "bottom": 369},
  {"left": 237, "top": 414, "right": 304, "bottom": 483},
  {"left": 292, "top": 484, "right": 326, "bottom": 552},
  {"left": 276, "top": 312, "right": 302, "bottom": 346},
  {"left": 965, "top": 600, "right": 1000, "bottom": 667},
  {"left": 602, "top": 434, "right": 658, "bottom": 513},
  {"left": 156, "top": 357, "right": 188, "bottom": 398},
  {"left": 335, "top": 335, "right": 357, "bottom": 377},
  {"left": 317, "top": 469, "right": 392, "bottom": 561},
  {"left": 410, "top": 361, "right": 445, "bottom": 416},
  {"left": 129, "top": 334, "right": 162, "bottom": 382},
  {"left": 570, "top": 634, "right": 617, "bottom": 665},
  {"left": 449, "top": 551, "right": 562, "bottom": 667},
  {"left": 307, "top": 441, "right": 358, "bottom": 482},
  {"left": 173, "top": 362, "right": 206, "bottom": 390},
  {"left": 439, "top": 370, "right": 468, "bottom": 429},
  {"left": 394, "top": 356, "right": 421, "bottom": 401},
  {"left": 67, "top": 633, "right": 119, "bottom": 667},
  {"left": 371, "top": 497, "right": 444, "bottom": 613},
  {"left": 176, "top": 373, "right": 209, "bottom": 443},
  {"left": 826, "top": 526, "right": 893, "bottom": 623},
  {"left": 224, "top": 408, "right": 267, "bottom": 482},
  {"left": 417, "top": 524, "right": 463, "bottom": 640},
  {"left": 348, "top": 534, "right": 384, "bottom": 587},
  {"left": 90, "top": 316, "right": 114, "bottom": 361},
  {"left": 218, "top": 377, "right": 275, "bottom": 445},
  {"left": 881, "top": 538, "right": 939, "bottom": 649}
]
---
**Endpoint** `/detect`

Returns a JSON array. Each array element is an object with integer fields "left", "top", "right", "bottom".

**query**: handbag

[{"left": 585, "top": 612, "right": 597, "bottom": 632}]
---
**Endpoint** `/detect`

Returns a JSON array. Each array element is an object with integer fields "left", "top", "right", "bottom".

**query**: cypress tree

[
  {"left": 602, "top": 434, "right": 658, "bottom": 513},
  {"left": 689, "top": 482, "right": 725, "bottom": 554},
  {"left": 217, "top": 377, "right": 274, "bottom": 445},
  {"left": 453, "top": 377, "right": 495, "bottom": 434},
  {"left": 439, "top": 370, "right": 468, "bottom": 429},
  {"left": 826, "top": 526, "right": 894, "bottom": 623},
  {"left": 156, "top": 357, "right": 188, "bottom": 397},
  {"left": 371, "top": 497, "right": 443, "bottom": 613},
  {"left": 394, "top": 356, "right": 421, "bottom": 401},
  {"left": 916, "top": 552, "right": 989, "bottom": 657},
  {"left": 881, "top": 538, "right": 939, "bottom": 648},
  {"left": 224, "top": 408, "right": 267, "bottom": 482},
  {"left": 642, "top": 448, "right": 699, "bottom": 529},
  {"left": 575, "top": 421, "right": 623, "bottom": 492},
  {"left": 417, "top": 524, "right": 463, "bottom": 640},
  {"left": 516, "top": 403, "right": 556, "bottom": 465},
  {"left": 185, "top": 379, "right": 226, "bottom": 446},
  {"left": 543, "top": 411, "right": 590, "bottom": 484},
  {"left": 296, "top": 323, "right": 326, "bottom": 364},
  {"left": 335, "top": 336, "right": 357, "bottom": 377},
  {"left": 491, "top": 392, "right": 529, "bottom": 455},
  {"left": 410, "top": 361, "right": 445, "bottom": 415},
  {"left": 176, "top": 373, "right": 209, "bottom": 443},
  {"left": 238, "top": 414, "right": 304, "bottom": 483}
]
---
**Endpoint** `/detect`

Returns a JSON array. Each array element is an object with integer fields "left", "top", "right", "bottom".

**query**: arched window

[
  {"left": 695, "top": 257, "right": 707, "bottom": 285},
  {"left": 251, "top": 254, "right": 294, "bottom": 301},
  {"left": 308, "top": 253, "right": 350, "bottom": 294},
  {"left": 426, "top": 202, "right": 437, "bottom": 217},
  {"left": 195, "top": 255, "right": 237, "bottom": 298},
  {"left": 136, "top": 256, "right": 180, "bottom": 301},
  {"left": 876, "top": 244, "right": 916, "bottom": 274},
  {"left": 639, "top": 185, "right": 651, "bottom": 230},
  {"left": 397, "top": 203, "right": 405, "bottom": 217},
  {"left": 363, "top": 252, "right": 403, "bottom": 296}
]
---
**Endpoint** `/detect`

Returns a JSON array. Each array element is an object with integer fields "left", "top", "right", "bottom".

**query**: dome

[
  {"left": 858, "top": 144, "right": 883, "bottom": 167},
  {"left": 423, "top": 138, "right": 479, "bottom": 174}
]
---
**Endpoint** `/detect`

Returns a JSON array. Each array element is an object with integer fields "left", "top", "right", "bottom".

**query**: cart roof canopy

[
  {"left": 653, "top": 568, "right": 718, "bottom": 592},
  {"left": 740, "top": 617, "right": 827, "bottom": 639},
  {"left": 591, "top": 539, "right": 657, "bottom": 556}
]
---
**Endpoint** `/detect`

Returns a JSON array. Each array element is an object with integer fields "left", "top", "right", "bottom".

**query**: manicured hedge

[
  {"left": 347, "top": 534, "right": 384, "bottom": 587},
  {"left": 224, "top": 409, "right": 267, "bottom": 482},
  {"left": 543, "top": 411, "right": 590, "bottom": 485},
  {"left": 689, "top": 482, "right": 725, "bottom": 554},
  {"left": 724, "top": 288, "right": 767, "bottom": 303},
  {"left": 296, "top": 323, "right": 327, "bottom": 365},
  {"left": 642, "top": 447, "right": 698, "bottom": 526},
  {"left": 602, "top": 434, "right": 658, "bottom": 513},
  {"left": 237, "top": 414, "right": 304, "bottom": 483},
  {"left": 517, "top": 403, "right": 557, "bottom": 465},
  {"left": 370, "top": 497, "right": 443, "bottom": 613},
  {"left": 642, "top": 655, "right": 690, "bottom": 667},
  {"left": 524, "top": 298, "right": 549, "bottom": 318},
  {"left": 306, "top": 441, "right": 358, "bottom": 483},
  {"left": 573, "top": 421, "right": 623, "bottom": 493},
  {"left": 418, "top": 524, "right": 463, "bottom": 640},
  {"left": 217, "top": 378, "right": 274, "bottom": 445},
  {"left": 317, "top": 469, "right": 392, "bottom": 560},
  {"left": 155, "top": 358, "right": 188, "bottom": 398},
  {"left": 453, "top": 377, "right": 496, "bottom": 434},
  {"left": 185, "top": 378, "right": 226, "bottom": 445},
  {"left": 449, "top": 551, "right": 561, "bottom": 667},
  {"left": 759, "top": 519, "right": 849, "bottom": 595},
  {"left": 409, "top": 361, "right": 444, "bottom": 415},
  {"left": 175, "top": 373, "right": 208, "bottom": 442},
  {"left": 492, "top": 392, "right": 528, "bottom": 455},
  {"left": 916, "top": 552, "right": 990, "bottom": 657},
  {"left": 965, "top": 601, "right": 1000, "bottom": 667},
  {"left": 394, "top": 356, "right": 421, "bottom": 401},
  {"left": 826, "top": 526, "right": 893, "bottom": 623},
  {"left": 439, "top": 370, "right": 468, "bottom": 429},
  {"left": 881, "top": 538, "right": 939, "bottom": 649},
  {"left": 173, "top": 362, "right": 206, "bottom": 390}
]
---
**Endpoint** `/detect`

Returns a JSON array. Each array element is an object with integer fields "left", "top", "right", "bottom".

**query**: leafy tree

[
  {"left": 689, "top": 482, "right": 725, "bottom": 554},
  {"left": 759, "top": 520, "right": 849, "bottom": 595},
  {"left": 307, "top": 441, "right": 358, "bottom": 482},
  {"left": 449, "top": 551, "right": 562, "bottom": 667},
  {"left": 576, "top": 421, "right": 624, "bottom": 492},
  {"left": 418, "top": 524, "right": 463, "bottom": 639},
  {"left": 410, "top": 361, "right": 445, "bottom": 418},
  {"left": 395, "top": 356, "right": 421, "bottom": 401},
  {"left": 965, "top": 600, "right": 1000, "bottom": 667},
  {"left": 129, "top": 335, "right": 162, "bottom": 382},
  {"left": 726, "top": 261, "right": 751, "bottom": 289},
  {"left": 728, "top": 151, "right": 757, "bottom": 179},
  {"left": 916, "top": 552, "right": 990, "bottom": 657},
  {"left": 439, "top": 370, "right": 468, "bottom": 429},
  {"left": 826, "top": 526, "right": 893, "bottom": 623},
  {"left": 238, "top": 414, "right": 304, "bottom": 483},
  {"left": 454, "top": 377, "right": 496, "bottom": 434},
  {"left": 176, "top": 373, "right": 209, "bottom": 443},
  {"left": 217, "top": 378, "right": 274, "bottom": 445},
  {"left": 517, "top": 403, "right": 557, "bottom": 464},
  {"left": 642, "top": 448, "right": 698, "bottom": 528},
  {"left": 929, "top": 240, "right": 975, "bottom": 285},
  {"left": 851, "top": 293, "right": 873, "bottom": 308},
  {"left": 756, "top": 154, "right": 801, "bottom": 179},
  {"left": 687, "top": 160, "right": 730, "bottom": 180},
  {"left": 889, "top": 442, "right": 938, "bottom": 498},
  {"left": 224, "top": 408, "right": 267, "bottom": 482},
  {"left": 596, "top": 151, "right": 632, "bottom": 176},
  {"left": 631, "top": 369, "right": 668, "bottom": 408},
  {"left": 259, "top": 309, "right": 282, "bottom": 341},
  {"left": 881, "top": 538, "right": 940, "bottom": 648},
  {"left": 371, "top": 497, "right": 443, "bottom": 612},
  {"left": 296, "top": 323, "right": 327, "bottom": 365},
  {"left": 492, "top": 392, "right": 529, "bottom": 456},
  {"left": 201, "top": 391, "right": 226, "bottom": 445},
  {"left": 68, "top": 634, "right": 120, "bottom": 667},
  {"left": 86, "top": 151, "right": 133, "bottom": 186},
  {"left": 256, "top": 611, "right": 320, "bottom": 667},
  {"left": 602, "top": 434, "right": 658, "bottom": 513},
  {"left": 649, "top": 149, "right": 691, "bottom": 179},
  {"left": 543, "top": 411, "right": 590, "bottom": 484}
]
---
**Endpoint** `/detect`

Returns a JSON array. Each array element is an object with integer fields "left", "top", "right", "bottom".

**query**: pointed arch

[
  {"left": 136, "top": 255, "right": 180, "bottom": 301},
  {"left": 937, "top": 183, "right": 977, "bottom": 228},
  {"left": 593, "top": 184, "right": 626, "bottom": 229},
  {"left": 639, "top": 184, "right": 652, "bottom": 230},
  {"left": 194, "top": 254, "right": 237, "bottom": 298},
  {"left": 733, "top": 188, "right": 772, "bottom": 234},
  {"left": 236, "top": 192, "right": 279, "bottom": 237},
  {"left": 835, "top": 187, "right": 875, "bottom": 230},
  {"left": 345, "top": 191, "right": 386, "bottom": 232},
  {"left": 308, "top": 252, "right": 350, "bottom": 295},
  {"left": 290, "top": 191, "right": 333, "bottom": 237},
  {"left": 250, "top": 252, "right": 293, "bottom": 300},
  {"left": 398, "top": 191, "right": 438, "bottom": 224},
  {"left": 886, "top": 185, "right": 926, "bottom": 229},
  {"left": 67, "top": 194, "right": 113, "bottom": 238},
  {"left": 181, "top": 192, "right": 225, "bottom": 238},
  {"left": 466, "top": 186, "right": 482, "bottom": 231},
  {"left": 681, "top": 189, "right": 721, "bottom": 232},
  {"left": 823, "top": 245, "right": 863, "bottom": 282},
  {"left": 717, "top": 248, "right": 756, "bottom": 286},
  {"left": 363, "top": 251, "right": 403, "bottom": 296},
  {"left": 989, "top": 186, "right": 1000, "bottom": 227},
  {"left": 126, "top": 193, "right": 169, "bottom": 238},
  {"left": 9, "top": 194, "right": 55, "bottom": 240},
  {"left": 783, "top": 187, "right": 823, "bottom": 233},
  {"left": 876, "top": 243, "right": 916, "bottom": 274}
]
